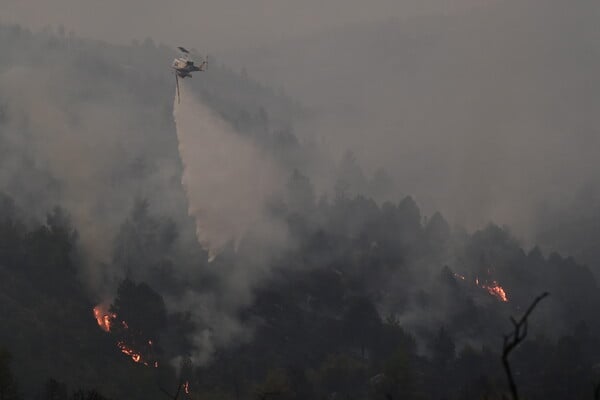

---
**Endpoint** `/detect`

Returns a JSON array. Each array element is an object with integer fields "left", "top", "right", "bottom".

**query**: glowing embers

[
  {"left": 92, "top": 304, "right": 159, "bottom": 367},
  {"left": 454, "top": 273, "right": 509, "bottom": 302}
]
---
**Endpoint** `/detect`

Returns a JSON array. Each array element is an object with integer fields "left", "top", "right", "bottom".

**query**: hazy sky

[
  {"left": 4, "top": 0, "right": 598, "bottom": 244},
  {"left": 1, "top": 0, "right": 492, "bottom": 50}
]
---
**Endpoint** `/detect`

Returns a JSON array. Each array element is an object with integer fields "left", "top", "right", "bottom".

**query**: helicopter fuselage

[
  {"left": 172, "top": 58, "right": 203, "bottom": 78},
  {"left": 172, "top": 47, "right": 206, "bottom": 103}
]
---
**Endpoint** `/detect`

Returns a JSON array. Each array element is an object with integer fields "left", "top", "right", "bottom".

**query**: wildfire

[
  {"left": 93, "top": 305, "right": 116, "bottom": 332},
  {"left": 483, "top": 281, "right": 508, "bottom": 302},
  {"left": 117, "top": 341, "right": 142, "bottom": 363},
  {"left": 92, "top": 304, "right": 159, "bottom": 368},
  {"left": 115, "top": 337, "right": 159, "bottom": 367},
  {"left": 454, "top": 273, "right": 509, "bottom": 302}
]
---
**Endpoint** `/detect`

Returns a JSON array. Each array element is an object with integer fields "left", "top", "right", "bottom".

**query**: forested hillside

[{"left": 1, "top": 22, "right": 600, "bottom": 400}]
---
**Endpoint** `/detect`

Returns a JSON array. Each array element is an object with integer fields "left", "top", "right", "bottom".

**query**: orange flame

[
  {"left": 482, "top": 281, "right": 508, "bottom": 302},
  {"left": 117, "top": 341, "right": 143, "bottom": 363},
  {"left": 93, "top": 304, "right": 159, "bottom": 368},
  {"left": 454, "top": 273, "right": 509, "bottom": 302},
  {"left": 93, "top": 305, "right": 116, "bottom": 332}
]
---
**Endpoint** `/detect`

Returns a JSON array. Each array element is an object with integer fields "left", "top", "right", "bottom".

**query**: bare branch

[
  {"left": 502, "top": 292, "right": 549, "bottom": 400},
  {"left": 159, "top": 382, "right": 184, "bottom": 400}
]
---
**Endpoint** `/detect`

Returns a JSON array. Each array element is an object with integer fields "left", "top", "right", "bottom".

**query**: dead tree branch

[
  {"left": 159, "top": 382, "right": 183, "bottom": 400},
  {"left": 502, "top": 292, "right": 549, "bottom": 400}
]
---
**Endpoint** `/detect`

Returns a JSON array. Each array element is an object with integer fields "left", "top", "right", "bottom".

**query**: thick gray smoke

[
  {"left": 0, "top": 66, "right": 125, "bottom": 287},
  {"left": 7, "top": 0, "right": 596, "bottom": 248},
  {"left": 224, "top": 0, "right": 600, "bottom": 244},
  {"left": 0, "top": 57, "right": 187, "bottom": 298},
  {"left": 173, "top": 81, "right": 286, "bottom": 260}
]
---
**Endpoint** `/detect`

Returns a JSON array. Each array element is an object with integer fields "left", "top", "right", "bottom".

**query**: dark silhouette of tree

[
  {"left": 285, "top": 170, "right": 315, "bottom": 215},
  {"left": 112, "top": 199, "right": 178, "bottom": 289},
  {"left": 0, "top": 349, "right": 20, "bottom": 400},
  {"left": 380, "top": 347, "right": 417, "bottom": 400},
  {"left": 342, "top": 297, "right": 382, "bottom": 359},
  {"left": 431, "top": 327, "right": 455, "bottom": 368},
  {"left": 110, "top": 278, "right": 167, "bottom": 359},
  {"left": 312, "top": 354, "right": 367, "bottom": 399},
  {"left": 502, "top": 292, "right": 549, "bottom": 400},
  {"left": 42, "top": 378, "right": 68, "bottom": 400},
  {"left": 27, "top": 207, "right": 78, "bottom": 279},
  {"left": 397, "top": 196, "right": 421, "bottom": 231},
  {"left": 425, "top": 212, "right": 451, "bottom": 256},
  {"left": 159, "top": 382, "right": 184, "bottom": 400},
  {"left": 0, "top": 194, "right": 25, "bottom": 270},
  {"left": 70, "top": 390, "right": 111, "bottom": 400}
]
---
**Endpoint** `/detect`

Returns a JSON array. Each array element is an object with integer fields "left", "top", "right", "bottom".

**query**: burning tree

[
  {"left": 110, "top": 278, "right": 167, "bottom": 365},
  {"left": 93, "top": 278, "right": 167, "bottom": 366}
]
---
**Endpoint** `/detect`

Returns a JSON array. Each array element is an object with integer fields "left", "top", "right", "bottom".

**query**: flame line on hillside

[
  {"left": 454, "top": 273, "right": 509, "bottom": 302},
  {"left": 92, "top": 305, "right": 159, "bottom": 367}
]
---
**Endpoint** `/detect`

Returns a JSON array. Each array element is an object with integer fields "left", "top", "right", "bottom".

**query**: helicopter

[{"left": 172, "top": 46, "right": 207, "bottom": 103}]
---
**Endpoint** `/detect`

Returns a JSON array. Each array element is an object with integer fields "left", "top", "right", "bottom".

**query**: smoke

[
  {"left": 0, "top": 58, "right": 187, "bottom": 297},
  {"left": 0, "top": 0, "right": 495, "bottom": 51},
  {"left": 223, "top": 0, "right": 600, "bottom": 243},
  {"left": 0, "top": 28, "right": 291, "bottom": 366},
  {"left": 173, "top": 80, "right": 285, "bottom": 260},
  {"left": 0, "top": 66, "right": 119, "bottom": 278}
]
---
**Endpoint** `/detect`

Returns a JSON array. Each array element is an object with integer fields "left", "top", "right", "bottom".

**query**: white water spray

[{"left": 173, "top": 82, "right": 283, "bottom": 260}]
